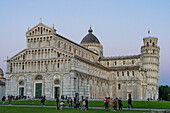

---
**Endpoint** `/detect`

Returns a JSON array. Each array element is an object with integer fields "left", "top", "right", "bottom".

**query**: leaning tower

[{"left": 141, "top": 37, "right": 160, "bottom": 100}]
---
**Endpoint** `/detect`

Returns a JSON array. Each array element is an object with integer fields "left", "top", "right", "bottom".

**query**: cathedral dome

[
  {"left": 81, "top": 27, "right": 100, "bottom": 44},
  {"left": 0, "top": 68, "right": 3, "bottom": 75}
]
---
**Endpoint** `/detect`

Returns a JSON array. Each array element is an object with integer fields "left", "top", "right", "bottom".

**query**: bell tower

[{"left": 141, "top": 34, "right": 160, "bottom": 100}]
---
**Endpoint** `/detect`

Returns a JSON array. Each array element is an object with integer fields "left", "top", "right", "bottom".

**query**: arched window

[
  {"left": 118, "top": 84, "right": 121, "bottom": 90},
  {"left": 69, "top": 46, "right": 71, "bottom": 52},
  {"left": 123, "top": 61, "right": 125, "bottom": 65},
  {"left": 132, "top": 60, "right": 134, "bottom": 64},
  {"left": 64, "top": 44, "right": 66, "bottom": 50},
  {"left": 114, "top": 61, "right": 117, "bottom": 65},
  {"left": 117, "top": 72, "right": 119, "bottom": 76},
  {"left": 122, "top": 72, "right": 124, "bottom": 76},
  {"left": 54, "top": 79, "right": 60, "bottom": 85},
  {"left": 127, "top": 71, "right": 129, "bottom": 76},
  {"left": 153, "top": 50, "right": 155, "bottom": 54},
  {"left": 35, "top": 75, "right": 43, "bottom": 80},
  {"left": 147, "top": 42, "right": 149, "bottom": 46},
  {"left": 19, "top": 81, "right": 24, "bottom": 85},
  {"left": 58, "top": 41, "right": 60, "bottom": 48},
  {"left": 132, "top": 71, "right": 135, "bottom": 76},
  {"left": 153, "top": 42, "right": 155, "bottom": 47},
  {"left": 74, "top": 48, "right": 76, "bottom": 54}
]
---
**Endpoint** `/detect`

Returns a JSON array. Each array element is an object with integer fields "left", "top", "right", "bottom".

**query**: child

[
  {"left": 113, "top": 99, "right": 117, "bottom": 111},
  {"left": 60, "top": 101, "right": 64, "bottom": 110},
  {"left": 81, "top": 99, "right": 86, "bottom": 111}
]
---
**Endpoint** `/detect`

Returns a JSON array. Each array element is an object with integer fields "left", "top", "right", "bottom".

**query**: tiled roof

[
  {"left": 74, "top": 55, "right": 142, "bottom": 71},
  {"left": 100, "top": 54, "right": 140, "bottom": 60}
]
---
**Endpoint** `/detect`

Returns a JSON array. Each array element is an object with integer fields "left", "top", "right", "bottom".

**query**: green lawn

[
  {"left": 0, "top": 100, "right": 170, "bottom": 109},
  {"left": 0, "top": 106, "right": 153, "bottom": 113}
]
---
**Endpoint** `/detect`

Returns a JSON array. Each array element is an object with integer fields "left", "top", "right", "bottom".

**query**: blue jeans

[{"left": 127, "top": 104, "right": 131, "bottom": 109}]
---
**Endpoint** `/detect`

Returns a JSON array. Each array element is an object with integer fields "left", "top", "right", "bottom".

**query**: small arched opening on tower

[{"left": 153, "top": 42, "right": 155, "bottom": 47}]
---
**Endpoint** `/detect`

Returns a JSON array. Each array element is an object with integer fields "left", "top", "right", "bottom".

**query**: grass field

[
  {"left": 0, "top": 100, "right": 170, "bottom": 109},
  {"left": 0, "top": 106, "right": 153, "bottom": 113}
]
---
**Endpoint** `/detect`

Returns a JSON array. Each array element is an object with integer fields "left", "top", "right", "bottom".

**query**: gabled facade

[{"left": 6, "top": 20, "right": 160, "bottom": 100}]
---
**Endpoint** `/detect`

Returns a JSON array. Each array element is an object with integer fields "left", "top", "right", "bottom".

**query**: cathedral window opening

[
  {"left": 153, "top": 42, "right": 155, "bottom": 47},
  {"left": 117, "top": 72, "right": 119, "bottom": 76},
  {"left": 69, "top": 46, "right": 71, "bottom": 52},
  {"left": 147, "top": 42, "right": 149, "bottom": 46},
  {"left": 153, "top": 50, "right": 155, "bottom": 54},
  {"left": 19, "top": 81, "right": 24, "bottom": 85},
  {"left": 54, "top": 79, "right": 60, "bottom": 85},
  {"left": 64, "top": 44, "right": 66, "bottom": 50},
  {"left": 57, "top": 63, "right": 60, "bottom": 68},
  {"left": 58, "top": 41, "right": 60, "bottom": 48},
  {"left": 107, "top": 62, "right": 109, "bottom": 66},
  {"left": 132, "top": 71, "right": 134, "bottom": 76},
  {"left": 23, "top": 55, "right": 25, "bottom": 60},
  {"left": 114, "top": 61, "right": 117, "bottom": 65},
  {"left": 123, "top": 61, "right": 125, "bottom": 65},
  {"left": 127, "top": 71, "right": 129, "bottom": 76},
  {"left": 22, "top": 65, "right": 24, "bottom": 70},
  {"left": 150, "top": 40, "right": 152, "bottom": 43},
  {"left": 74, "top": 48, "right": 76, "bottom": 54},
  {"left": 118, "top": 84, "right": 121, "bottom": 90},
  {"left": 58, "top": 53, "right": 60, "bottom": 57},
  {"left": 35, "top": 75, "right": 43, "bottom": 80},
  {"left": 122, "top": 72, "right": 124, "bottom": 76},
  {"left": 132, "top": 60, "right": 134, "bottom": 64}
]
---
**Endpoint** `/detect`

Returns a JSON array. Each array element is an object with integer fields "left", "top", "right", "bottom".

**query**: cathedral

[{"left": 5, "top": 20, "right": 160, "bottom": 100}]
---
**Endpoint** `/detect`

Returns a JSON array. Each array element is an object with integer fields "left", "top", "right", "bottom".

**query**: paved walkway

[{"left": 2, "top": 104, "right": 170, "bottom": 112}]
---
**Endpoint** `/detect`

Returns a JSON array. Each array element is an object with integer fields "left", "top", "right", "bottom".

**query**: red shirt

[
  {"left": 9, "top": 98, "right": 11, "bottom": 101},
  {"left": 114, "top": 101, "right": 117, "bottom": 106},
  {"left": 106, "top": 99, "right": 109, "bottom": 103}
]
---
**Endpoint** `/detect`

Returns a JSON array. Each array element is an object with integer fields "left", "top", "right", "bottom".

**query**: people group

[{"left": 105, "top": 97, "right": 124, "bottom": 111}]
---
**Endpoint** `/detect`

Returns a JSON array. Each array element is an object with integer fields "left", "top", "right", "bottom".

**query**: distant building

[
  {"left": 5, "top": 20, "right": 160, "bottom": 100},
  {"left": 0, "top": 68, "right": 5, "bottom": 99}
]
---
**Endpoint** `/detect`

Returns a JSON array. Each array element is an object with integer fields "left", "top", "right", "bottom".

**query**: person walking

[
  {"left": 85, "top": 97, "right": 88, "bottom": 110},
  {"left": 2, "top": 96, "right": 6, "bottom": 105},
  {"left": 118, "top": 98, "right": 123, "bottom": 111},
  {"left": 113, "top": 99, "right": 117, "bottom": 111},
  {"left": 110, "top": 98, "right": 113, "bottom": 111},
  {"left": 127, "top": 97, "right": 132, "bottom": 109}
]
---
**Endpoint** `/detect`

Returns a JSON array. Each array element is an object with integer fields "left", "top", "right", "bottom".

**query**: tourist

[
  {"left": 118, "top": 98, "right": 123, "bottom": 111},
  {"left": 43, "top": 96, "right": 46, "bottom": 105},
  {"left": 8, "top": 96, "right": 11, "bottom": 104},
  {"left": 85, "top": 97, "right": 88, "bottom": 110},
  {"left": 113, "top": 99, "right": 117, "bottom": 111},
  {"left": 2, "top": 96, "right": 6, "bottom": 105},
  {"left": 76, "top": 97, "right": 80, "bottom": 108},
  {"left": 60, "top": 101, "right": 64, "bottom": 110},
  {"left": 40, "top": 96, "right": 43, "bottom": 106},
  {"left": 127, "top": 97, "right": 132, "bottom": 109},
  {"left": 56, "top": 97, "right": 59, "bottom": 106},
  {"left": 68, "top": 97, "right": 72, "bottom": 107},
  {"left": 110, "top": 98, "right": 113, "bottom": 111},
  {"left": 74, "top": 97, "right": 76, "bottom": 108},
  {"left": 105, "top": 97, "right": 109, "bottom": 110}
]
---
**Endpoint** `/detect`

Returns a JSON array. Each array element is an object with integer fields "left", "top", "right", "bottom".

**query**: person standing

[
  {"left": 105, "top": 98, "right": 109, "bottom": 110},
  {"left": 8, "top": 96, "right": 11, "bottom": 104},
  {"left": 2, "top": 96, "right": 6, "bottom": 105},
  {"left": 76, "top": 97, "right": 80, "bottom": 108},
  {"left": 118, "top": 98, "right": 123, "bottom": 111},
  {"left": 113, "top": 99, "right": 117, "bottom": 111},
  {"left": 85, "top": 97, "right": 88, "bottom": 110},
  {"left": 110, "top": 98, "right": 113, "bottom": 111}
]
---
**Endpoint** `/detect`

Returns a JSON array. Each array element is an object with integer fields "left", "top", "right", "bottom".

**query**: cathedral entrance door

[
  {"left": 35, "top": 83, "right": 42, "bottom": 98},
  {"left": 19, "top": 87, "right": 24, "bottom": 96},
  {"left": 54, "top": 87, "right": 60, "bottom": 98}
]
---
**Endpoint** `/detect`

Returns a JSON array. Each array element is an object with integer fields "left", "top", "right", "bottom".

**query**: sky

[{"left": 0, "top": 0, "right": 169, "bottom": 85}]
